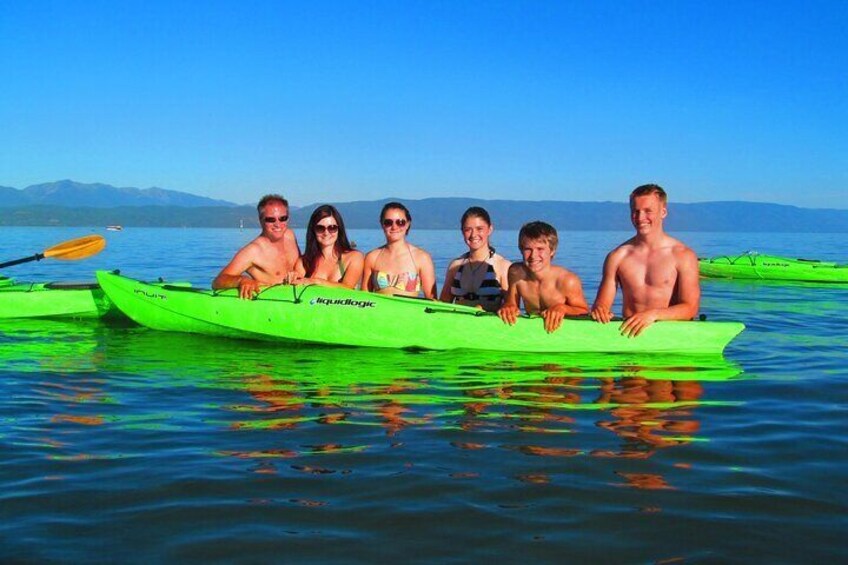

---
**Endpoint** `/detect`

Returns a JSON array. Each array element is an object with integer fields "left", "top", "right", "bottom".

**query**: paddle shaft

[
  {"left": 0, "top": 235, "right": 106, "bottom": 270},
  {"left": 0, "top": 253, "right": 45, "bottom": 269}
]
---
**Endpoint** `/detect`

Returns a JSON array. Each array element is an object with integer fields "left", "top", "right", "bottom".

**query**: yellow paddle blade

[{"left": 43, "top": 235, "right": 107, "bottom": 261}]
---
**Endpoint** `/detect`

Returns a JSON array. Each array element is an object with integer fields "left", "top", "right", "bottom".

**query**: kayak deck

[
  {"left": 699, "top": 252, "right": 848, "bottom": 283},
  {"left": 97, "top": 270, "right": 745, "bottom": 355},
  {"left": 0, "top": 281, "right": 113, "bottom": 319}
]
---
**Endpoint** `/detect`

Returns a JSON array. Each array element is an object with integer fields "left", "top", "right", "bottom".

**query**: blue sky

[{"left": 1, "top": 0, "right": 846, "bottom": 208}]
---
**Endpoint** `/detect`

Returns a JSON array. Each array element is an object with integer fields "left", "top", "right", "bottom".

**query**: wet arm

[
  {"left": 498, "top": 265, "right": 523, "bottom": 325},
  {"left": 561, "top": 275, "right": 590, "bottom": 316},
  {"left": 419, "top": 252, "right": 437, "bottom": 299},
  {"left": 360, "top": 252, "right": 375, "bottom": 292},
  {"left": 658, "top": 249, "right": 701, "bottom": 321},
  {"left": 212, "top": 246, "right": 262, "bottom": 299},
  {"left": 284, "top": 230, "right": 301, "bottom": 268},
  {"left": 591, "top": 253, "right": 619, "bottom": 323},
  {"left": 438, "top": 262, "right": 460, "bottom": 303},
  {"left": 339, "top": 251, "right": 365, "bottom": 290},
  {"left": 212, "top": 247, "right": 255, "bottom": 290},
  {"left": 541, "top": 274, "right": 589, "bottom": 333}
]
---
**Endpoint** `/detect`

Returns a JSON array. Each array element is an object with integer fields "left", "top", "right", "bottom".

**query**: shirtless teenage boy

[
  {"left": 498, "top": 221, "right": 589, "bottom": 333},
  {"left": 590, "top": 184, "right": 700, "bottom": 337},
  {"left": 212, "top": 194, "right": 301, "bottom": 299}
]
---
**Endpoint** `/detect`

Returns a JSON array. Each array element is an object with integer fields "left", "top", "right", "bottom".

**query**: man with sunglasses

[{"left": 213, "top": 194, "right": 301, "bottom": 299}]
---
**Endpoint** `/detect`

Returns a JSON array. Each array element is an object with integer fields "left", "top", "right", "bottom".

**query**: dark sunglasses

[
  {"left": 263, "top": 215, "right": 289, "bottom": 224},
  {"left": 382, "top": 218, "right": 408, "bottom": 228},
  {"left": 314, "top": 224, "right": 339, "bottom": 234}
]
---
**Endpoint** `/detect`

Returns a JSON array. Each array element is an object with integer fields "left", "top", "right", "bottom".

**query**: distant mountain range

[
  {"left": 0, "top": 181, "right": 846, "bottom": 232},
  {"left": 0, "top": 180, "right": 237, "bottom": 208}
]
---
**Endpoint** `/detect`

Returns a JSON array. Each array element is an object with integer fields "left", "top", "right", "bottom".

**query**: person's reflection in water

[
  {"left": 458, "top": 382, "right": 515, "bottom": 432},
  {"left": 233, "top": 374, "right": 306, "bottom": 430},
  {"left": 591, "top": 376, "right": 704, "bottom": 460},
  {"left": 374, "top": 381, "right": 421, "bottom": 437}
]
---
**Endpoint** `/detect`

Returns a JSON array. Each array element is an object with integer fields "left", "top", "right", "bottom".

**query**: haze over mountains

[
  {"left": 1, "top": 180, "right": 846, "bottom": 232},
  {"left": 0, "top": 180, "right": 236, "bottom": 208}
]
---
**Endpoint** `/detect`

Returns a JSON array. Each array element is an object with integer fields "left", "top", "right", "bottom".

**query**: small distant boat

[
  {"left": 106, "top": 225, "right": 123, "bottom": 231},
  {"left": 699, "top": 252, "right": 848, "bottom": 284}
]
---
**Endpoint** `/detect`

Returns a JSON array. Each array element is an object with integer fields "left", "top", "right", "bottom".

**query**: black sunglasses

[
  {"left": 382, "top": 218, "right": 408, "bottom": 228},
  {"left": 263, "top": 215, "right": 289, "bottom": 224},
  {"left": 314, "top": 224, "right": 339, "bottom": 234}
]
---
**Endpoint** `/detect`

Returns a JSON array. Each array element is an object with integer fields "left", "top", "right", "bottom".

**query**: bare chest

[
  {"left": 620, "top": 253, "right": 678, "bottom": 289},
  {"left": 516, "top": 278, "right": 563, "bottom": 310}
]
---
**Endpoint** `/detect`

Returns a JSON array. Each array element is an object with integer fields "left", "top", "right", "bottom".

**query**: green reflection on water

[{"left": 1, "top": 319, "right": 746, "bottom": 462}]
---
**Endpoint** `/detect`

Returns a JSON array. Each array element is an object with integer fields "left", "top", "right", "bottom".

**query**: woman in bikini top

[
  {"left": 439, "top": 206, "right": 511, "bottom": 312},
  {"left": 290, "top": 205, "right": 364, "bottom": 289},
  {"left": 361, "top": 201, "right": 437, "bottom": 298}
]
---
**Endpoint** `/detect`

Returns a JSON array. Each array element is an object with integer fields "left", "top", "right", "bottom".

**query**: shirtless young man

[
  {"left": 590, "top": 184, "right": 700, "bottom": 337},
  {"left": 212, "top": 194, "right": 301, "bottom": 299},
  {"left": 498, "top": 221, "right": 589, "bottom": 333}
]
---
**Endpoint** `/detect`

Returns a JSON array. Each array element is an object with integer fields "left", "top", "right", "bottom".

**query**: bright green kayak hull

[
  {"left": 0, "top": 281, "right": 113, "bottom": 319},
  {"left": 700, "top": 253, "right": 848, "bottom": 283},
  {"left": 97, "top": 270, "right": 744, "bottom": 355},
  {"left": 1, "top": 317, "right": 745, "bottom": 382}
]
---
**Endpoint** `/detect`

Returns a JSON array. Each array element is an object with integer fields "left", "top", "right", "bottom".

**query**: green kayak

[
  {"left": 0, "top": 278, "right": 191, "bottom": 320},
  {"left": 96, "top": 270, "right": 745, "bottom": 354},
  {"left": 699, "top": 252, "right": 848, "bottom": 284},
  {"left": 0, "top": 281, "right": 114, "bottom": 319}
]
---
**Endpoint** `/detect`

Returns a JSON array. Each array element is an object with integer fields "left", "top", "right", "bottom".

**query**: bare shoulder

[
  {"left": 240, "top": 237, "right": 265, "bottom": 256},
  {"left": 446, "top": 256, "right": 465, "bottom": 270},
  {"left": 507, "top": 261, "right": 528, "bottom": 282},
  {"left": 608, "top": 237, "right": 638, "bottom": 261},
  {"left": 492, "top": 252, "right": 512, "bottom": 270},
  {"left": 553, "top": 265, "right": 582, "bottom": 285},
  {"left": 671, "top": 239, "right": 698, "bottom": 267},
  {"left": 411, "top": 243, "right": 433, "bottom": 262},
  {"left": 344, "top": 249, "right": 365, "bottom": 261}
]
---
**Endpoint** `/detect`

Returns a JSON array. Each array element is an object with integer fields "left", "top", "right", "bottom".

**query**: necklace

[{"left": 463, "top": 248, "right": 493, "bottom": 290}]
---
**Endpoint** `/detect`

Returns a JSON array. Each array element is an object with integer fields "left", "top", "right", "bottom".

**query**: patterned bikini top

[
  {"left": 450, "top": 250, "right": 502, "bottom": 302},
  {"left": 371, "top": 244, "right": 421, "bottom": 293}
]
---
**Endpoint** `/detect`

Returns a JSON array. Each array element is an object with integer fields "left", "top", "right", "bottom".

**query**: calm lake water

[{"left": 1, "top": 227, "right": 847, "bottom": 563}]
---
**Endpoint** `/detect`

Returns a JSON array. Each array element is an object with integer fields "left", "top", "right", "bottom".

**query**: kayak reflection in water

[{"left": 289, "top": 205, "right": 364, "bottom": 289}]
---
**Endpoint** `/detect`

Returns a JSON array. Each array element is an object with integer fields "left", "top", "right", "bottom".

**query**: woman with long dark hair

[{"left": 290, "top": 205, "right": 364, "bottom": 288}]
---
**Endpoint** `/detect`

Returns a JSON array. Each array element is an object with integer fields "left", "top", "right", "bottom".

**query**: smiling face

[
  {"left": 259, "top": 201, "right": 290, "bottom": 241},
  {"left": 630, "top": 193, "right": 667, "bottom": 236},
  {"left": 314, "top": 215, "right": 340, "bottom": 249},
  {"left": 381, "top": 206, "right": 410, "bottom": 242},
  {"left": 520, "top": 236, "right": 555, "bottom": 274},
  {"left": 462, "top": 216, "right": 493, "bottom": 252}
]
